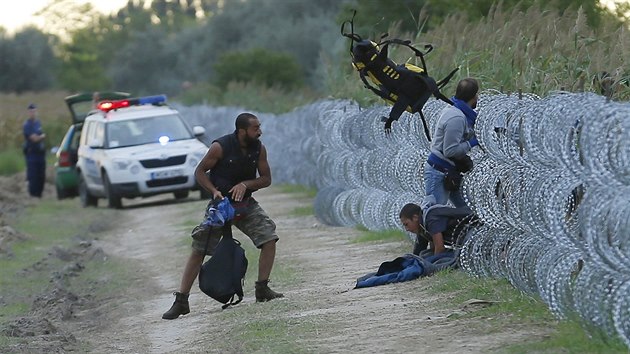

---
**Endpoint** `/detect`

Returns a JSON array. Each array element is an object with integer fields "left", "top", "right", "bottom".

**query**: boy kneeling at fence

[{"left": 399, "top": 196, "right": 479, "bottom": 256}]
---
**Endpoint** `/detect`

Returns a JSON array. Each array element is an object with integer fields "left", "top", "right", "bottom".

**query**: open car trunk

[{"left": 64, "top": 92, "right": 131, "bottom": 124}]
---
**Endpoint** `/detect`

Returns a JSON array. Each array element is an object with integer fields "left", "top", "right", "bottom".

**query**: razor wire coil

[{"left": 175, "top": 91, "right": 630, "bottom": 348}]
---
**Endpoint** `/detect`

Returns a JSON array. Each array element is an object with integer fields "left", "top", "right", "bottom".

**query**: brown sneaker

[
  {"left": 255, "top": 280, "right": 284, "bottom": 302},
  {"left": 162, "top": 292, "right": 190, "bottom": 320}
]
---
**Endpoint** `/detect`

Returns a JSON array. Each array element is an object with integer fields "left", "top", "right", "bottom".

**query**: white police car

[{"left": 76, "top": 95, "right": 210, "bottom": 208}]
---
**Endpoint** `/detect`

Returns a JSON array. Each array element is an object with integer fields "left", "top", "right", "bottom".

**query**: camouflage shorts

[{"left": 191, "top": 199, "right": 278, "bottom": 255}]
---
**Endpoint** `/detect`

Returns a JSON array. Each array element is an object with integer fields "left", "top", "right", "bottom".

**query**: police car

[{"left": 76, "top": 95, "right": 210, "bottom": 208}]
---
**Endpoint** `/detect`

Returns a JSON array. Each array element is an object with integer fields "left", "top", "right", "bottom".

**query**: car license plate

[{"left": 151, "top": 169, "right": 183, "bottom": 180}]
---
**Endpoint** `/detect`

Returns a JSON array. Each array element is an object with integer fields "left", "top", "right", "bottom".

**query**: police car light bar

[{"left": 97, "top": 94, "right": 167, "bottom": 112}]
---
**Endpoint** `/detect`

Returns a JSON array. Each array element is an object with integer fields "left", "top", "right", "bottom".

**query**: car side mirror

[{"left": 193, "top": 126, "right": 206, "bottom": 137}]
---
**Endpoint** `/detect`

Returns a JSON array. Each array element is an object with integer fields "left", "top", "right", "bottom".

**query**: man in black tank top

[{"left": 163, "top": 113, "right": 283, "bottom": 320}]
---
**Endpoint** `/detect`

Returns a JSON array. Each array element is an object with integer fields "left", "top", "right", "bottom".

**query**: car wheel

[
  {"left": 103, "top": 172, "right": 122, "bottom": 209},
  {"left": 79, "top": 173, "right": 98, "bottom": 207},
  {"left": 174, "top": 190, "right": 189, "bottom": 199}
]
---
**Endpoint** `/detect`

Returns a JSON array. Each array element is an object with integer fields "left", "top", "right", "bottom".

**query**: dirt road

[
  {"left": 0, "top": 170, "right": 550, "bottom": 353},
  {"left": 30, "top": 186, "right": 544, "bottom": 354}
]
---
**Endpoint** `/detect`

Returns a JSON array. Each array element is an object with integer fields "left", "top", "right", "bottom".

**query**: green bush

[
  {"left": 0, "top": 148, "right": 26, "bottom": 175},
  {"left": 176, "top": 82, "right": 224, "bottom": 106},
  {"left": 213, "top": 48, "right": 305, "bottom": 90}
]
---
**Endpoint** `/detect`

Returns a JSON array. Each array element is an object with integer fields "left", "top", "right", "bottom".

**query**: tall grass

[
  {"left": 320, "top": 50, "right": 382, "bottom": 107},
  {"left": 416, "top": 6, "right": 630, "bottom": 99},
  {"left": 0, "top": 148, "right": 25, "bottom": 175},
  {"left": 414, "top": 5, "right": 629, "bottom": 99},
  {"left": 178, "top": 81, "right": 322, "bottom": 114},
  {"left": 0, "top": 90, "right": 74, "bottom": 151},
  {"left": 332, "top": 5, "right": 630, "bottom": 103},
  {"left": 0, "top": 199, "right": 118, "bottom": 321}
]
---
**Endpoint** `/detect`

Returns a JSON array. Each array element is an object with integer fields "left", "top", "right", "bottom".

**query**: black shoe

[{"left": 162, "top": 292, "right": 190, "bottom": 320}]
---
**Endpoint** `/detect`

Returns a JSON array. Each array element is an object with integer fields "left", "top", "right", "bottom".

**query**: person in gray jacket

[{"left": 424, "top": 78, "right": 479, "bottom": 207}]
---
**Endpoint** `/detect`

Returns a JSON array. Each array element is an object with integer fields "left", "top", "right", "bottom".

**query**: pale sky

[
  {"left": 0, "top": 0, "right": 136, "bottom": 34},
  {"left": 0, "top": 0, "right": 626, "bottom": 35}
]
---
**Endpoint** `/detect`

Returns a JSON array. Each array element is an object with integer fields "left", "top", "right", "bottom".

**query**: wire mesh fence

[{"left": 175, "top": 91, "right": 630, "bottom": 347}]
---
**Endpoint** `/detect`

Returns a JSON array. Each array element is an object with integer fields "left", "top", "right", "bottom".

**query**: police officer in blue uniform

[{"left": 22, "top": 103, "right": 47, "bottom": 198}]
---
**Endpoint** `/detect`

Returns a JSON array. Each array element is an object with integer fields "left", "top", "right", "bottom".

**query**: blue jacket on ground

[{"left": 355, "top": 251, "right": 456, "bottom": 288}]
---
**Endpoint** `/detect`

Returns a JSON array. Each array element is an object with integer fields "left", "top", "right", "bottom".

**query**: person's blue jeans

[{"left": 423, "top": 162, "right": 466, "bottom": 208}]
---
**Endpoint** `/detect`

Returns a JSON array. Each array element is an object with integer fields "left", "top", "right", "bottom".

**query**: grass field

[
  {"left": 0, "top": 198, "right": 124, "bottom": 349},
  {"left": 353, "top": 228, "right": 628, "bottom": 353},
  {"left": 1, "top": 188, "right": 628, "bottom": 352}
]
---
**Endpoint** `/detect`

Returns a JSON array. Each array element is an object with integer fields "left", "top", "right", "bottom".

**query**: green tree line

[{"left": 0, "top": 0, "right": 627, "bottom": 103}]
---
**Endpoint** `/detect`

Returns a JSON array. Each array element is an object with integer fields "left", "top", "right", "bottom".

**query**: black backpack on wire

[
  {"left": 198, "top": 222, "right": 248, "bottom": 309},
  {"left": 341, "top": 10, "right": 459, "bottom": 137}
]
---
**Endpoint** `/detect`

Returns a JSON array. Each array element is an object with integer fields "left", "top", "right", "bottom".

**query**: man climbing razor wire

[{"left": 424, "top": 78, "right": 480, "bottom": 208}]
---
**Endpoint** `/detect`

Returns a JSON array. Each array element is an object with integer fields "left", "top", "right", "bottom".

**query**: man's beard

[{"left": 244, "top": 135, "right": 259, "bottom": 146}]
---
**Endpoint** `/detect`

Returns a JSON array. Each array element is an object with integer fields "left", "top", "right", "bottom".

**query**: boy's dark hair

[
  {"left": 399, "top": 203, "right": 422, "bottom": 219},
  {"left": 235, "top": 113, "right": 258, "bottom": 131},
  {"left": 455, "top": 78, "right": 479, "bottom": 102}
]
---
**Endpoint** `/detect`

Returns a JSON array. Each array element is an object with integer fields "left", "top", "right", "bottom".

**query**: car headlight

[{"left": 112, "top": 158, "right": 133, "bottom": 170}]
